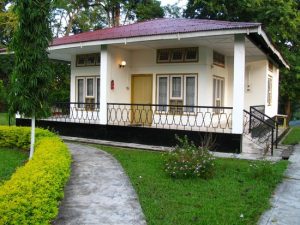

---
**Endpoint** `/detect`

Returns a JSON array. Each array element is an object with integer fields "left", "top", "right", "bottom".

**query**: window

[
  {"left": 213, "top": 51, "right": 225, "bottom": 67},
  {"left": 157, "top": 49, "right": 171, "bottom": 63},
  {"left": 158, "top": 77, "right": 168, "bottom": 111},
  {"left": 185, "top": 48, "right": 198, "bottom": 62},
  {"left": 76, "top": 76, "right": 100, "bottom": 110},
  {"left": 213, "top": 76, "right": 224, "bottom": 113},
  {"left": 76, "top": 53, "right": 100, "bottom": 67},
  {"left": 185, "top": 76, "right": 196, "bottom": 112},
  {"left": 171, "top": 49, "right": 184, "bottom": 62},
  {"left": 157, "top": 47, "right": 198, "bottom": 63},
  {"left": 157, "top": 74, "right": 197, "bottom": 113},
  {"left": 171, "top": 76, "right": 183, "bottom": 99},
  {"left": 267, "top": 76, "right": 272, "bottom": 106}
]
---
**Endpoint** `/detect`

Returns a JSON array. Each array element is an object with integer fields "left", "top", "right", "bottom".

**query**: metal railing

[
  {"left": 46, "top": 102, "right": 100, "bottom": 124},
  {"left": 250, "top": 105, "right": 278, "bottom": 148},
  {"left": 107, "top": 103, "right": 233, "bottom": 132},
  {"left": 243, "top": 109, "right": 275, "bottom": 155}
]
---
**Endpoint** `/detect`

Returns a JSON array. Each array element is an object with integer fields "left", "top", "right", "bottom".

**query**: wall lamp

[{"left": 119, "top": 60, "right": 126, "bottom": 68}]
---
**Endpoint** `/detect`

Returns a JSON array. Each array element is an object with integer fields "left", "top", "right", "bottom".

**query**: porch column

[
  {"left": 232, "top": 34, "right": 245, "bottom": 134},
  {"left": 100, "top": 45, "right": 108, "bottom": 125}
]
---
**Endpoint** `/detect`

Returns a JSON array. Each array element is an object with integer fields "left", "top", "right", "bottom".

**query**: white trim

[
  {"left": 259, "top": 30, "right": 289, "bottom": 69},
  {"left": 170, "top": 75, "right": 183, "bottom": 99},
  {"left": 86, "top": 77, "right": 95, "bottom": 97},
  {"left": 157, "top": 75, "right": 169, "bottom": 111}
]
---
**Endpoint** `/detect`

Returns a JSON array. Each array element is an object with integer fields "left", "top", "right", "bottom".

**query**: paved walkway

[
  {"left": 258, "top": 144, "right": 300, "bottom": 225},
  {"left": 53, "top": 143, "right": 146, "bottom": 225}
]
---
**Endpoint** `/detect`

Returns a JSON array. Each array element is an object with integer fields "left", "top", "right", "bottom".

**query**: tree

[
  {"left": 9, "top": 0, "right": 53, "bottom": 159},
  {"left": 184, "top": 0, "right": 300, "bottom": 119}
]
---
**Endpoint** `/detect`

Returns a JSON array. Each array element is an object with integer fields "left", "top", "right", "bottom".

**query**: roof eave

[
  {"left": 49, "top": 27, "right": 260, "bottom": 51},
  {"left": 254, "top": 28, "right": 289, "bottom": 69}
]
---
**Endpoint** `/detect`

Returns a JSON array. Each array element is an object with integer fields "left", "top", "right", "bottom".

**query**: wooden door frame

[{"left": 131, "top": 74, "right": 153, "bottom": 104}]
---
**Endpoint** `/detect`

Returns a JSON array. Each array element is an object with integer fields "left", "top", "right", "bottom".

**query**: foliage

[
  {"left": 9, "top": 0, "right": 53, "bottom": 119},
  {"left": 48, "top": 60, "right": 70, "bottom": 103},
  {"left": 282, "top": 127, "right": 300, "bottom": 145},
  {"left": 0, "top": 126, "right": 56, "bottom": 150},
  {"left": 95, "top": 144, "right": 288, "bottom": 225},
  {"left": 0, "top": 148, "right": 27, "bottom": 183},
  {"left": 51, "top": 0, "right": 165, "bottom": 37},
  {"left": 0, "top": 113, "right": 15, "bottom": 125},
  {"left": 184, "top": 0, "right": 300, "bottom": 118},
  {"left": 164, "top": 136, "right": 215, "bottom": 179},
  {"left": 0, "top": 126, "right": 71, "bottom": 224},
  {"left": 0, "top": 1, "right": 17, "bottom": 47}
]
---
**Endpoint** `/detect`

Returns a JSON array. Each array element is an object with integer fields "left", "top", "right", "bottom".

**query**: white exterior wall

[
  {"left": 69, "top": 43, "right": 280, "bottom": 127},
  {"left": 244, "top": 60, "right": 267, "bottom": 111},
  {"left": 265, "top": 64, "right": 279, "bottom": 117}
]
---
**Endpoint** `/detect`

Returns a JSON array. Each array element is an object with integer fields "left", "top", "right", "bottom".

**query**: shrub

[
  {"left": 0, "top": 126, "right": 55, "bottom": 150},
  {"left": 0, "top": 126, "right": 71, "bottom": 224},
  {"left": 164, "top": 135, "right": 215, "bottom": 179}
]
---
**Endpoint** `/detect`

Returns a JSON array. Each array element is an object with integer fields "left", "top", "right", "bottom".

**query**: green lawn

[
  {"left": 0, "top": 113, "right": 15, "bottom": 125},
  {"left": 0, "top": 148, "right": 28, "bottom": 183},
  {"left": 93, "top": 145, "right": 288, "bottom": 225},
  {"left": 282, "top": 127, "right": 300, "bottom": 145}
]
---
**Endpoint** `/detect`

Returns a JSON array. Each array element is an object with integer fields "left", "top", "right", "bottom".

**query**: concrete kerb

[{"left": 61, "top": 136, "right": 282, "bottom": 161}]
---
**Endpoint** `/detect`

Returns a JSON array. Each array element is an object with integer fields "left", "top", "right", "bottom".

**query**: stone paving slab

[
  {"left": 53, "top": 143, "right": 146, "bottom": 225},
  {"left": 258, "top": 145, "right": 300, "bottom": 225}
]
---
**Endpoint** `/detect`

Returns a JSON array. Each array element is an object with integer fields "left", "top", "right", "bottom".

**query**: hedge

[{"left": 0, "top": 126, "right": 71, "bottom": 224}]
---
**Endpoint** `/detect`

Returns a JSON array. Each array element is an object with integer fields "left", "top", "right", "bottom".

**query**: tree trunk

[
  {"left": 29, "top": 115, "right": 35, "bottom": 159},
  {"left": 285, "top": 98, "right": 292, "bottom": 122}
]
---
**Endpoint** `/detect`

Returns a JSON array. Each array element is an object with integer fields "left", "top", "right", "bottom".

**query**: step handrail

[{"left": 244, "top": 109, "right": 275, "bottom": 155}]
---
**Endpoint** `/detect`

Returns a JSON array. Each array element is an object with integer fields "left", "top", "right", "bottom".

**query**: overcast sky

[{"left": 160, "top": 0, "right": 188, "bottom": 8}]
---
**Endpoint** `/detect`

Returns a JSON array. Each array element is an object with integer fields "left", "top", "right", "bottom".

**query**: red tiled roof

[{"left": 52, "top": 18, "right": 260, "bottom": 47}]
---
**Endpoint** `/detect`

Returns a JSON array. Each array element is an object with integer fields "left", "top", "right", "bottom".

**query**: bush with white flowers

[{"left": 164, "top": 135, "right": 215, "bottom": 179}]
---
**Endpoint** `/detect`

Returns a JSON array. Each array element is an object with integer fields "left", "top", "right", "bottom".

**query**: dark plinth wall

[{"left": 16, "top": 119, "right": 242, "bottom": 153}]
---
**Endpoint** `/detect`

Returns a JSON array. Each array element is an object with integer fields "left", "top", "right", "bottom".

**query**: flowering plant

[{"left": 164, "top": 135, "right": 215, "bottom": 179}]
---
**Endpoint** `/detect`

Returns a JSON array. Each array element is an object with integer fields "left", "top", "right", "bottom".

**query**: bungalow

[{"left": 16, "top": 18, "right": 289, "bottom": 154}]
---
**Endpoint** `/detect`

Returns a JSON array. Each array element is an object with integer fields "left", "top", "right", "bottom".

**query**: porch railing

[
  {"left": 47, "top": 102, "right": 100, "bottom": 124},
  {"left": 243, "top": 109, "right": 275, "bottom": 155},
  {"left": 250, "top": 105, "right": 278, "bottom": 148},
  {"left": 107, "top": 103, "right": 232, "bottom": 132}
]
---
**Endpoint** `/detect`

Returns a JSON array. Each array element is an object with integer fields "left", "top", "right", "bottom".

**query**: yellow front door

[{"left": 131, "top": 75, "right": 153, "bottom": 126}]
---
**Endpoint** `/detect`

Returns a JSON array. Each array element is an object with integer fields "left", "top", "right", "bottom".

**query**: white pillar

[
  {"left": 100, "top": 45, "right": 108, "bottom": 125},
  {"left": 232, "top": 34, "right": 245, "bottom": 134}
]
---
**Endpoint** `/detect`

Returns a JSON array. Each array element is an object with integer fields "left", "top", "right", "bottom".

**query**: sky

[{"left": 160, "top": 0, "right": 188, "bottom": 8}]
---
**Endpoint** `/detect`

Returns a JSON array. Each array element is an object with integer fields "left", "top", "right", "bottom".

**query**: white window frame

[
  {"left": 213, "top": 76, "right": 225, "bottom": 108},
  {"left": 86, "top": 77, "right": 95, "bottom": 98},
  {"left": 76, "top": 76, "right": 100, "bottom": 110},
  {"left": 184, "top": 75, "right": 197, "bottom": 107},
  {"left": 157, "top": 75, "right": 169, "bottom": 112},
  {"left": 267, "top": 75, "right": 272, "bottom": 106},
  {"left": 170, "top": 75, "right": 183, "bottom": 100},
  {"left": 156, "top": 74, "right": 197, "bottom": 114}
]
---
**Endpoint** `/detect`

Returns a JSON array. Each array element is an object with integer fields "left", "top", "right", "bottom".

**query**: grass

[
  {"left": 0, "top": 113, "right": 15, "bottom": 126},
  {"left": 282, "top": 126, "right": 300, "bottom": 145},
  {"left": 0, "top": 148, "right": 28, "bottom": 183},
  {"left": 93, "top": 145, "right": 288, "bottom": 225}
]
